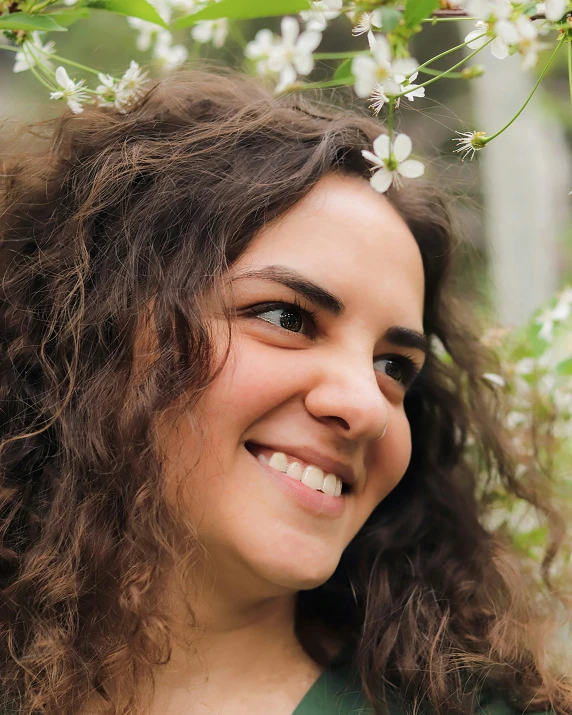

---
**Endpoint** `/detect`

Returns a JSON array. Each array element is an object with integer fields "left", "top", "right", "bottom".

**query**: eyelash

[{"left": 242, "top": 298, "right": 423, "bottom": 389}]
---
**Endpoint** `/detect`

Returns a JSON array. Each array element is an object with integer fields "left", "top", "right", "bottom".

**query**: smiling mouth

[{"left": 244, "top": 441, "right": 352, "bottom": 496}]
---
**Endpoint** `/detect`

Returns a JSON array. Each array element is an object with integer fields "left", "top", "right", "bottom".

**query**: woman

[{"left": 0, "top": 65, "right": 570, "bottom": 715}]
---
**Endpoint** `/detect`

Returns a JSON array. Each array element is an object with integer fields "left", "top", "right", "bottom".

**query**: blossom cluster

[{"left": 2, "top": 0, "right": 570, "bottom": 188}]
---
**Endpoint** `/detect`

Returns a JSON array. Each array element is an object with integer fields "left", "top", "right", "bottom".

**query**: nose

[{"left": 303, "top": 348, "right": 390, "bottom": 443}]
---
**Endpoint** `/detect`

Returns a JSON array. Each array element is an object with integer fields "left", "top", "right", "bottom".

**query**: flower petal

[
  {"left": 371, "top": 34, "right": 391, "bottom": 65},
  {"left": 393, "top": 133, "right": 412, "bottom": 163},
  {"left": 372, "top": 134, "right": 390, "bottom": 160},
  {"left": 297, "top": 29, "right": 322, "bottom": 53},
  {"left": 55, "top": 65, "right": 70, "bottom": 88},
  {"left": 397, "top": 159, "right": 425, "bottom": 179},
  {"left": 490, "top": 37, "right": 509, "bottom": 59},
  {"left": 281, "top": 16, "right": 299, "bottom": 45},
  {"left": 361, "top": 149, "right": 384, "bottom": 167},
  {"left": 293, "top": 52, "right": 314, "bottom": 75},
  {"left": 370, "top": 168, "right": 394, "bottom": 193}
]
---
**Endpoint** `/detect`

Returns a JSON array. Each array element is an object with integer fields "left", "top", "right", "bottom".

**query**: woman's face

[{"left": 161, "top": 173, "right": 426, "bottom": 596}]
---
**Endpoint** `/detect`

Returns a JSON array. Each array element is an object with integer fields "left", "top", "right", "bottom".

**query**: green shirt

[{"left": 292, "top": 649, "right": 553, "bottom": 715}]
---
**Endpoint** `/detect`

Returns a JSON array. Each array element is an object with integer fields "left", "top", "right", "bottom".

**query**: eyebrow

[{"left": 231, "top": 265, "right": 429, "bottom": 356}]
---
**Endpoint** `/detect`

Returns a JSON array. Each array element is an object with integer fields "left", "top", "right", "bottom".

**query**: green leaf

[
  {"left": 556, "top": 357, "right": 572, "bottom": 376},
  {"left": 333, "top": 58, "right": 354, "bottom": 81},
  {"left": 380, "top": 7, "right": 402, "bottom": 33},
  {"left": 46, "top": 8, "right": 91, "bottom": 27},
  {"left": 403, "top": 0, "right": 440, "bottom": 28},
  {"left": 84, "top": 0, "right": 168, "bottom": 28},
  {"left": 174, "top": 0, "right": 312, "bottom": 29},
  {"left": 0, "top": 12, "right": 67, "bottom": 31}
]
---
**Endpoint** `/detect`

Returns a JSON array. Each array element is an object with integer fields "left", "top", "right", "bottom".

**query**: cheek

[
  {"left": 202, "top": 336, "right": 297, "bottom": 429},
  {"left": 366, "top": 412, "right": 412, "bottom": 501}
]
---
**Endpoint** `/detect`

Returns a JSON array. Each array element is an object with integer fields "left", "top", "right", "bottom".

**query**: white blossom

[
  {"left": 496, "top": 15, "right": 540, "bottom": 70},
  {"left": 351, "top": 34, "right": 417, "bottom": 99},
  {"left": 267, "top": 17, "right": 322, "bottom": 94},
  {"left": 453, "top": 0, "right": 492, "bottom": 17},
  {"left": 13, "top": 32, "right": 55, "bottom": 73},
  {"left": 153, "top": 30, "right": 189, "bottom": 69},
  {"left": 94, "top": 72, "right": 117, "bottom": 108},
  {"left": 49, "top": 66, "right": 89, "bottom": 114},
  {"left": 300, "top": 0, "right": 342, "bottom": 32},
  {"left": 245, "top": 29, "right": 277, "bottom": 76},
  {"left": 537, "top": 0, "right": 567, "bottom": 21},
  {"left": 191, "top": 19, "right": 229, "bottom": 48},
  {"left": 515, "top": 357, "right": 536, "bottom": 375},
  {"left": 352, "top": 9, "right": 384, "bottom": 47},
  {"left": 536, "top": 292, "right": 572, "bottom": 342},
  {"left": 401, "top": 72, "right": 425, "bottom": 101},
  {"left": 361, "top": 133, "right": 424, "bottom": 193},
  {"left": 115, "top": 61, "right": 149, "bottom": 112}
]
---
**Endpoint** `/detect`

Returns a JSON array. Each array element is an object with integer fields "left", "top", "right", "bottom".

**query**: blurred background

[{"left": 1, "top": 9, "right": 571, "bottom": 328}]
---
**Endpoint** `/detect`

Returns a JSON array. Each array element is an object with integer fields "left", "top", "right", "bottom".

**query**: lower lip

[{"left": 245, "top": 446, "right": 347, "bottom": 519}]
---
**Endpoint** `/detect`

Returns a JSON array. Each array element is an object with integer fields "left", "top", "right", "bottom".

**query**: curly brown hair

[{"left": 0, "top": 64, "right": 570, "bottom": 715}]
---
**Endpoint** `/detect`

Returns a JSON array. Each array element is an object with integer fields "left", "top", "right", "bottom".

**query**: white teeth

[
  {"left": 322, "top": 473, "right": 338, "bottom": 497},
  {"left": 268, "top": 451, "right": 288, "bottom": 472},
  {"left": 301, "top": 465, "right": 325, "bottom": 490},
  {"left": 286, "top": 461, "right": 303, "bottom": 480},
  {"left": 259, "top": 449, "right": 344, "bottom": 497}
]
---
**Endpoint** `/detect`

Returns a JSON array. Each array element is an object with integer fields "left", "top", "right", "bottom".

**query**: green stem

[
  {"left": 417, "top": 66, "right": 466, "bottom": 78},
  {"left": 394, "top": 38, "right": 493, "bottom": 98},
  {"left": 313, "top": 51, "right": 361, "bottom": 59},
  {"left": 297, "top": 77, "right": 353, "bottom": 89},
  {"left": 29, "top": 63, "right": 55, "bottom": 91},
  {"left": 40, "top": 51, "right": 103, "bottom": 77},
  {"left": 414, "top": 32, "right": 487, "bottom": 76},
  {"left": 422, "top": 16, "right": 479, "bottom": 22},
  {"left": 387, "top": 96, "right": 395, "bottom": 143},
  {"left": 0, "top": 44, "right": 19, "bottom": 52},
  {"left": 484, "top": 37, "right": 565, "bottom": 144},
  {"left": 568, "top": 38, "right": 572, "bottom": 111}
]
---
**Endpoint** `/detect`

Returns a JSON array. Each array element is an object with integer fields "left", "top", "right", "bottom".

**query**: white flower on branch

[
  {"left": 351, "top": 34, "right": 417, "bottom": 99},
  {"left": 153, "top": 30, "right": 189, "bottom": 69},
  {"left": 496, "top": 15, "right": 540, "bottom": 70},
  {"left": 127, "top": 0, "right": 171, "bottom": 52},
  {"left": 536, "top": 0, "right": 568, "bottom": 22},
  {"left": 361, "top": 133, "right": 424, "bottom": 193},
  {"left": 535, "top": 288, "right": 572, "bottom": 342},
  {"left": 267, "top": 17, "right": 322, "bottom": 94},
  {"left": 300, "top": 0, "right": 342, "bottom": 32},
  {"left": 49, "top": 66, "right": 89, "bottom": 114},
  {"left": 94, "top": 73, "right": 117, "bottom": 108},
  {"left": 191, "top": 19, "right": 229, "bottom": 48},
  {"left": 13, "top": 32, "right": 55, "bottom": 73},
  {"left": 401, "top": 72, "right": 425, "bottom": 101},
  {"left": 453, "top": 0, "right": 491, "bottom": 17},
  {"left": 352, "top": 10, "right": 383, "bottom": 47},
  {"left": 245, "top": 29, "right": 277, "bottom": 76},
  {"left": 369, "top": 70, "right": 425, "bottom": 114},
  {"left": 115, "top": 61, "right": 149, "bottom": 112}
]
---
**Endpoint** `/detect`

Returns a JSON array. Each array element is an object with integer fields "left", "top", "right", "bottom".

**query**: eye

[
  {"left": 243, "top": 299, "right": 318, "bottom": 336},
  {"left": 374, "top": 354, "right": 421, "bottom": 389}
]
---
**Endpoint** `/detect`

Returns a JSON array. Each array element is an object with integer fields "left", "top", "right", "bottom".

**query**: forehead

[{"left": 229, "top": 174, "right": 425, "bottom": 329}]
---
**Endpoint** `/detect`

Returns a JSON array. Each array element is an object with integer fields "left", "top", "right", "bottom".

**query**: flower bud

[{"left": 462, "top": 65, "right": 485, "bottom": 79}]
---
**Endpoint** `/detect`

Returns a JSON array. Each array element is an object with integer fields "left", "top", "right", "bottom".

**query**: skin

[{"left": 144, "top": 173, "right": 426, "bottom": 714}]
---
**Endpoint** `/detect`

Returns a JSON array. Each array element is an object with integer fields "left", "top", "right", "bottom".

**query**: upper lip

[{"left": 246, "top": 440, "right": 358, "bottom": 487}]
